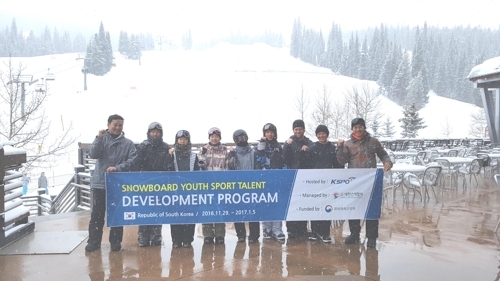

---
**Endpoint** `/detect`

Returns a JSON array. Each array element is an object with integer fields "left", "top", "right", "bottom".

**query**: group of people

[
  {"left": 21, "top": 171, "right": 49, "bottom": 195},
  {"left": 84, "top": 114, "right": 393, "bottom": 253}
]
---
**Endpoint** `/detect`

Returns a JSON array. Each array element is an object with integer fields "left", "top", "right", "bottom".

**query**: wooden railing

[{"left": 0, "top": 142, "right": 34, "bottom": 249}]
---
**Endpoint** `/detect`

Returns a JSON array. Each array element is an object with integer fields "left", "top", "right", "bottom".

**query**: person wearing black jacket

[
  {"left": 255, "top": 123, "right": 286, "bottom": 240},
  {"left": 133, "top": 122, "right": 172, "bottom": 247},
  {"left": 282, "top": 119, "right": 313, "bottom": 238},
  {"left": 169, "top": 130, "right": 200, "bottom": 248},
  {"left": 308, "top": 125, "right": 344, "bottom": 243}
]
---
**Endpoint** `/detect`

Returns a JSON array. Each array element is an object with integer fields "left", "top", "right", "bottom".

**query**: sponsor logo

[
  {"left": 332, "top": 192, "right": 364, "bottom": 199},
  {"left": 325, "top": 205, "right": 333, "bottom": 212},
  {"left": 124, "top": 212, "right": 136, "bottom": 220},
  {"left": 330, "top": 177, "right": 356, "bottom": 184}
]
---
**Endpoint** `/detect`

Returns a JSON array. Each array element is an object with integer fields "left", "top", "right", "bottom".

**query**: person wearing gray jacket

[{"left": 85, "top": 114, "right": 137, "bottom": 252}]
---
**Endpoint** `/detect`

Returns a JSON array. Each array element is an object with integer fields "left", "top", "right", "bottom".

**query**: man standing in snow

[
  {"left": 85, "top": 114, "right": 137, "bottom": 252},
  {"left": 336, "top": 117, "right": 393, "bottom": 248},
  {"left": 37, "top": 172, "right": 48, "bottom": 195}
]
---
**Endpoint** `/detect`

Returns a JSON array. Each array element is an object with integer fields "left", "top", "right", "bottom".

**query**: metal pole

[
  {"left": 84, "top": 69, "right": 87, "bottom": 91},
  {"left": 21, "top": 82, "right": 25, "bottom": 117}
]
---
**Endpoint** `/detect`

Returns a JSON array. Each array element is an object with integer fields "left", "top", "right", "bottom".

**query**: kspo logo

[
  {"left": 330, "top": 177, "right": 356, "bottom": 184},
  {"left": 325, "top": 205, "right": 333, "bottom": 212}
]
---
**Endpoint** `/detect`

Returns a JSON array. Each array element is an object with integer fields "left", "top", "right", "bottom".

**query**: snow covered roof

[{"left": 468, "top": 56, "right": 500, "bottom": 81}]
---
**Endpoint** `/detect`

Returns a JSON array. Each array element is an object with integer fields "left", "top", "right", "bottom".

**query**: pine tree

[
  {"left": 290, "top": 18, "right": 302, "bottom": 58},
  {"left": 182, "top": 29, "right": 193, "bottom": 50},
  {"left": 399, "top": 103, "right": 426, "bottom": 138},
  {"left": 378, "top": 42, "right": 402, "bottom": 90},
  {"left": 389, "top": 52, "right": 411, "bottom": 105},
  {"left": 325, "top": 22, "right": 343, "bottom": 72},
  {"left": 405, "top": 71, "right": 428, "bottom": 110},
  {"left": 382, "top": 117, "right": 396, "bottom": 138}
]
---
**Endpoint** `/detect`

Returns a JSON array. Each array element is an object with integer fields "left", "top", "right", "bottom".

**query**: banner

[{"left": 105, "top": 169, "right": 384, "bottom": 227}]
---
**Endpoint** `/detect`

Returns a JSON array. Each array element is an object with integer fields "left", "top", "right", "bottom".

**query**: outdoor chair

[
  {"left": 435, "top": 159, "right": 458, "bottom": 190},
  {"left": 494, "top": 174, "right": 500, "bottom": 233},
  {"left": 383, "top": 170, "right": 406, "bottom": 203},
  {"left": 457, "top": 158, "right": 483, "bottom": 189},
  {"left": 477, "top": 153, "right": 495, "bottom": 179},
  {"left": 447, "top": 149, "right": 459, "bottom": 157},
  {"left": 416, "top": 151, "right": 427, "bottom": 165},
  {"left": 405, "top": 166, "right": 442, "bottom": 204}
]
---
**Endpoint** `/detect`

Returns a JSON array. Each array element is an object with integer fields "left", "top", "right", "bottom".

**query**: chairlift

[
  {"left": 45, "top": 73, "right": 56, "bottom": 81},
  {"left": 35, "top": 84, "right": 46, "bottom": 93}
]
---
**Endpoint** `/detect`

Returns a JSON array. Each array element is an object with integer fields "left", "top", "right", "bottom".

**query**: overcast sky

[{"left": 2, "top": 0, "right": 500, "bottom": 41}]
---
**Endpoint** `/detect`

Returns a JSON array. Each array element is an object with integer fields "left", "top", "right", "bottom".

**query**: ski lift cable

[{"left": 29, "top": 58, "right": 79, "bottom": 75}]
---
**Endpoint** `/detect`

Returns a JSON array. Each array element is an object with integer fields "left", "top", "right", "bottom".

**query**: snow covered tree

[
  {"left": 344, "top": 82, "right": 381, "bottom": 128},
  {"left": 382, "top": 116, "right": 396, "bottom": 138},
  {"left": 389, "top": 52, "right": 411, "bottom": 105},
  {"left": 86, "top": 22, "right": 113, "bottom": 76},
  {"left": 0, "top": 58, "right": 77, "bottom": 169},
  {"left": 405, "top": 71, "right": 428, "bottom": 110},
  {"left": 325, "top": 22, "right": 343, "bottom": 73},
  {"left": 290, "top": 18, "right": 302, "bottom": 58},
  {"left": 118, "top": 31, "right": 129, "bottom": 55},
  {"left": 182, "top": 29, "right": 192, "bottom": 50},
  {"left": 469, "top": 108, "right": 487, "bottom": 138},
  {"left": 399, "top": 103, "right": 426, "bottom": 138}
]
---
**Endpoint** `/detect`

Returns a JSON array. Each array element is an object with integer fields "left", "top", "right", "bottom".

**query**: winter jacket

[
  {"left": 38, "top": 176, "right": 48, "bottom": 188},
  {"left": 282, "top": 135, "right": 313, "bottom": 169},
  {"left": 134, "top": 138, "right": 171, "bottom": 172},
  {"left": 309, "top": 141, "right": 344, "bottom": 169},
  {"left": 172, "top": 152, "right": 200, "bottom": 172},
  {"left": 255, "top": 139, "right": 285, "bottom": 170},
  {"left": 336, "top": 132, "right": 392, "bottom": 169},
  {"left": 228, "top": 145, "right": 256, "bottom": 170},
  {"left": 88, "top": 131, "right": 137, "bottom": 189},
  {"left": 198, "top": 143, "right": 229, "bottom": 171}
]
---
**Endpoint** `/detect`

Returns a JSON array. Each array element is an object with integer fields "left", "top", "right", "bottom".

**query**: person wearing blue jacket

[{"left": 85, "top": 114, "right": 137, "bottom": 252}]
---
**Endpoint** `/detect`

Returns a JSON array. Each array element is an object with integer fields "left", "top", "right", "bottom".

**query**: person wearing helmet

[
  {"left": 198, "top": 127, "right": 229, "bottom": 244},
  {"left": 228, "top": 129, "right": 260, "bottom": 243},
  {"left": 169, "top": 130, "right": 200, "bottom": 248},
  {"left": 133, "top": 122, "right": 172, "bottom": 247},
  {"left": 282, "top": 119, "right": 313, "bottom": 239},
  {"left": 308, "top": 124, "right": 344, "bottom": 244},
  {"left": 256, "top": 123, "right": 286, "bottom": 240}
]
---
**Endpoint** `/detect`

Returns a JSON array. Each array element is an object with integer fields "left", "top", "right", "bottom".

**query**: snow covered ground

[{"left": 0, "top": 43, "right": 483, "bottom": 194}]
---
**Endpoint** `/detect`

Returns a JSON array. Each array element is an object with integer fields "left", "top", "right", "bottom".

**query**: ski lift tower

[
  {"left": 76, "top": 53, "right": 90, "bottom": 90},
  {"left": 7, "top": 74, "right": 34, "bottom": 118},
  {"left": 468, "top": 56, "right": 500, "bottom": 147}
]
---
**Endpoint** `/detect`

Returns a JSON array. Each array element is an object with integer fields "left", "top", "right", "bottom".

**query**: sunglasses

[
  {"left": 148, "top": 122, "right": 162, "bottom": 130},
  {"left": 176, "top": 130, "right": 190, "bottom": 139}
]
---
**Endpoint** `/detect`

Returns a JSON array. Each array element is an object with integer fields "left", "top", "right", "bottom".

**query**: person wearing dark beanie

[
  {"left": 351, "top": 117, "right": 366, "bottom": 129},
  {"left": 308, "top": 124, "right": 344, "bottom": 243},
  {"left": 315, "top": 124, "right": 329, "bottom": 136},
  {"left": 292, "top": 119, "right": 305, "bottom": 130},
  {"left": 283, "top": 119, "right": 313, "bottom": 239},
  {"left": 336, "top": 117, "right": 393, "bottom": 249}
]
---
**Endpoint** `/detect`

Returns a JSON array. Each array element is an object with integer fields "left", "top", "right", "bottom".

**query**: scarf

[{"left": 174, "top": 143, "right": 192, "bottom": 157}]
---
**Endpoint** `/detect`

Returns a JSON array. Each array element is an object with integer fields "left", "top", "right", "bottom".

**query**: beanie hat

[
  {"left": 208, "top": 127, "right": 221, "bottom": 139},
  {"left": 315, "top": 125, "right": 329, "bottom": 136},
  {"left": 292, "top": 119, "right": 305, "bottom": 130},
  {"left": 262, "top": 123, "right": 277, "bottom": 139},
  {"left": 351, "top": 118, "right": 366, "bottom": 129}
]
